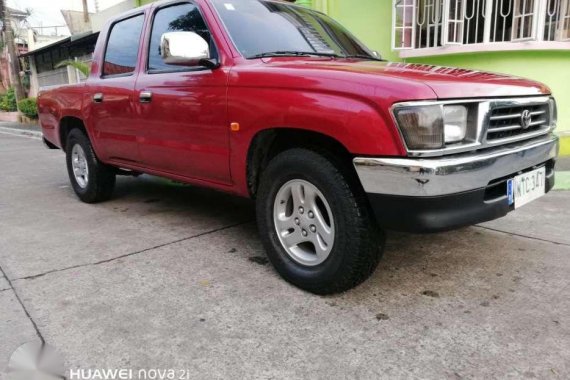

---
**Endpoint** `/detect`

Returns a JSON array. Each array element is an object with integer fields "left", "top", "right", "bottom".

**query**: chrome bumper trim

[{"left": 353, "top": 134, "right": 559, "bottom": 197}]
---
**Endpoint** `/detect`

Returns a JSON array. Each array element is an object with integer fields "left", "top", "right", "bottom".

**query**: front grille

[{"left": 486, "top": 102, "right": 550, "bottom": 143}]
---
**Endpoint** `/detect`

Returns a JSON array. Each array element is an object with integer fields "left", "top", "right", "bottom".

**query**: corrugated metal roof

[{"left": 21, "top": 32, "right": 99, "bottom": 57}]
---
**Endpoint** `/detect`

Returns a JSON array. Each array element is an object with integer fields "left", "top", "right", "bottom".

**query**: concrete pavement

[{"left": 0, "top": 132, "right": 569, "bottom": 379}]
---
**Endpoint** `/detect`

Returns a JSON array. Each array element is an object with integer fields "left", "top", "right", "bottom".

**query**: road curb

[
  {"left": 0, "top": 126, "right": 42, "bottom": 140},
  {"left": 555, "top": 171, "right": 570, "bottom": 191}
]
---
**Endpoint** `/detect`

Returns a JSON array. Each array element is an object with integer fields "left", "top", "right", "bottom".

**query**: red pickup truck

[{"left": 39, "top": 0, "right": 559, "bottom": 294}]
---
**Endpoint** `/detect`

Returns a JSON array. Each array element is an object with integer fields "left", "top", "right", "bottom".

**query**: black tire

[
  {"left": 65, "top": 129, "right": 116, "bottom": 203},
  {"left": 256, "top": 148, "right": 385, "bottom": 295}
]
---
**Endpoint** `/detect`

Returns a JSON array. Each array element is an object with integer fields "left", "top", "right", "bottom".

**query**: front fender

[{"left": 228, "top": 87, "right": 406, "bottom": 196}]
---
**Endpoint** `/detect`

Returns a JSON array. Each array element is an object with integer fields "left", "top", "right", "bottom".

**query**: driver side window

[{"left": 148, "top": 3, "right": 217, "bottom": 72}]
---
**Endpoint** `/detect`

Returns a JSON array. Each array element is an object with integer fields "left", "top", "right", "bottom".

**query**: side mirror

[{"left": 160, "top": 31, "right": 215, "bottom": 67}]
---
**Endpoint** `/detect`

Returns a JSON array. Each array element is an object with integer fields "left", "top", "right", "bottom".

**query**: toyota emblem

[{"left": 520, "top": 110, "right": 532, "bottom": 129}]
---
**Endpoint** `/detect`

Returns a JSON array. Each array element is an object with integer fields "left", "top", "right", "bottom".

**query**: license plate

[{"left": 507, "top": 167, "right": 546, "bottom": 209}]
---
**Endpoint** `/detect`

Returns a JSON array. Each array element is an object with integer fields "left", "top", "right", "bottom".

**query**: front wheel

[
  {"left": 65, "top": 129, "right": 116, "bottom": 203},
  {"left": 256, "top": 148, "right": 384, "bottom": 294}
]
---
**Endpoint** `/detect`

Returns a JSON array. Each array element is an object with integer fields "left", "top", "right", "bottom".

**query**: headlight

[
  {"left": 443, "top": 105, "right": 467, "bottom": 144},
  {"left": 393, "top": 104, "right": 469, "bottom": 150},
  {"left": 393, "top": 105, "right": 444, "bottom": 150}
]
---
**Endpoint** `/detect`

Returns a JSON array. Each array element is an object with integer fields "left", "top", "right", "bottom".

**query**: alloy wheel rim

[
  {"left": 71, "top": 144, "right": 89, "bottom": 189},
  {"left": 273, "top": 179, "right": 335, "bottom": 266}
]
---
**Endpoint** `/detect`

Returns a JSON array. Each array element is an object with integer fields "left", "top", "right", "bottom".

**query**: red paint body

[{"left": 38, "top": 0, "right": 550, "bottom": 198}]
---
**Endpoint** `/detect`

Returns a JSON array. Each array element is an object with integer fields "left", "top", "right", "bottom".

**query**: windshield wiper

[
  {"left": 248, "top": 51, "right": 385, "bottom": 61},
  {"left": 343, "top": 54, "right": 385, "bottom": 62},
  {"left": 248, "top": 51, "right": 341, "bottom": 59}
]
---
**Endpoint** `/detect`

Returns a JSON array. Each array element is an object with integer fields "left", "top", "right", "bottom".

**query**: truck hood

[
  {"left": 368, "top": 61, "right": 550, "bottom": 98},
  {"left": 248, "top": 58, "right": 550, "bottom": 100}
]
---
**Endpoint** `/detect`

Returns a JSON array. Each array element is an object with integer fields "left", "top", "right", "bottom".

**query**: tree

[{"left": 0, "top": 0, "right": 26, "bottom": 104}]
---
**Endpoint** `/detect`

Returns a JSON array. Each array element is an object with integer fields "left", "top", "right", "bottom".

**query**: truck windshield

[{"left": 210, "top": 0, "right": 378, "bottom": 60}]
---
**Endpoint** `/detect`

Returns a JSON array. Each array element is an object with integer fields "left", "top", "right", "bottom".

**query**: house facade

[
  {"left": 304, "top": 0, "right": 569, "bottom": 155},
  {"left": 24, "top": 32, "right": 99, "bottom": 97}
]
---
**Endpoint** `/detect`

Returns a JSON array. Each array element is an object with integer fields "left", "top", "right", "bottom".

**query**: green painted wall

[
  {"left": 561, "top": 136, "right": 570, "bottom": 156},
  {"left": 319, "top": 0, "right": 398, "bottom": 61},
  {"left": 296, "top": 0, "right": 313, "bottom": 6}
]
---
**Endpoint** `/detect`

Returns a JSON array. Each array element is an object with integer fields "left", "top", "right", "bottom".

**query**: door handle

[
  {"left": 93, "top": 93, "right": 103, "bottom": 103},
  {"left": 139, "top": 91, "right": 152, "bottom": 103}
]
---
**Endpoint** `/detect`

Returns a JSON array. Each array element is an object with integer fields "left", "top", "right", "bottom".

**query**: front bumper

[{"left": 353, "top": 134, "right": 559, "bottom": 232}]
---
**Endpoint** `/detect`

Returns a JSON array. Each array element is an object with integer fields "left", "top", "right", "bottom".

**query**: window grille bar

[
  {"left": 560, "top": 0, "right": 570, "bottom": 40},
  {"left": 393, "top": 0, "right": 570, "bottom": 49}
]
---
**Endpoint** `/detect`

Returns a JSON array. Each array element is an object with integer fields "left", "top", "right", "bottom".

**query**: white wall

[
  {"left": 27, "top": 30, "right": 67, "bottom": 52},
  {"left": 91, "top": 0, "right": 138, "bottom": 32},
  {"left": 37, "top": 67, "right": 69, "bottom": 89}
]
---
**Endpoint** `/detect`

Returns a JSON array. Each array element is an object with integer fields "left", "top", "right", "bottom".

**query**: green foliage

[
  {"left": 0, "top": 88, "right": 17, "bottom": 112},
  {"left": 55, "top": 60, "right": 90, "bottom": 77},
  {"left": 18, "top": 98, "right": 38, "bottom": 119}
]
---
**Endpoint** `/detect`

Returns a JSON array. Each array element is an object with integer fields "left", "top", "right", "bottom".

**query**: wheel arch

[
  {"left": 246, "top": 128, "right": 358, "bottom": 198},
  {"left": 59, "top": 116, "right": 89, "bottom": 152}
]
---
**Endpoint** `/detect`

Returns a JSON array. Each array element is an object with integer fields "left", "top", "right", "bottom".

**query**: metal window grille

[
  {"left": 464, "top": 0, "right": 487, "bottom": 44},
  {"left": 563, "top": 0, "right": 570, "bottom": 39},
  {"left": 444, "top": 0, "right": 465, "bottom": 44},
  {"left": 393, "top": 0, "right": 417, "bottom": 49},
  {"left": 512, "top": 0, "right": 538, "bottom": 41},
  {"left": 416, "top": 0, "right": 443, "bottom": 48},
  {"left": 545, "top": 0, "right": 570, "bottom": 40},
  {"left": 393, "top": 0, "right": 570, "bottom": 49}
]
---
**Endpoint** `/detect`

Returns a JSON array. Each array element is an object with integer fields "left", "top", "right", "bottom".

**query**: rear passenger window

[
  {"left": 103, "top": 14, "right": 145, "bottom": 76},
  {"left": 148, "top": 3, "right": 216, "bottom": 72}
]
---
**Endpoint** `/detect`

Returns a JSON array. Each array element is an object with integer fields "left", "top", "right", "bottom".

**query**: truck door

[
  {"left": 90, "top": 13, "right": 145, "bottom": 164},
  {"left": 134, "top": 2, "right": 230, "bottom": 183}
]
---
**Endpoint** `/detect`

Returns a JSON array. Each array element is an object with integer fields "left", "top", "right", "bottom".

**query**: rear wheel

[
  {"left": 256, "top": 148, "right": 384, "bottom": 294},
  {"left": 65, "top": 129, "right": 116, "bottom": 203}
]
